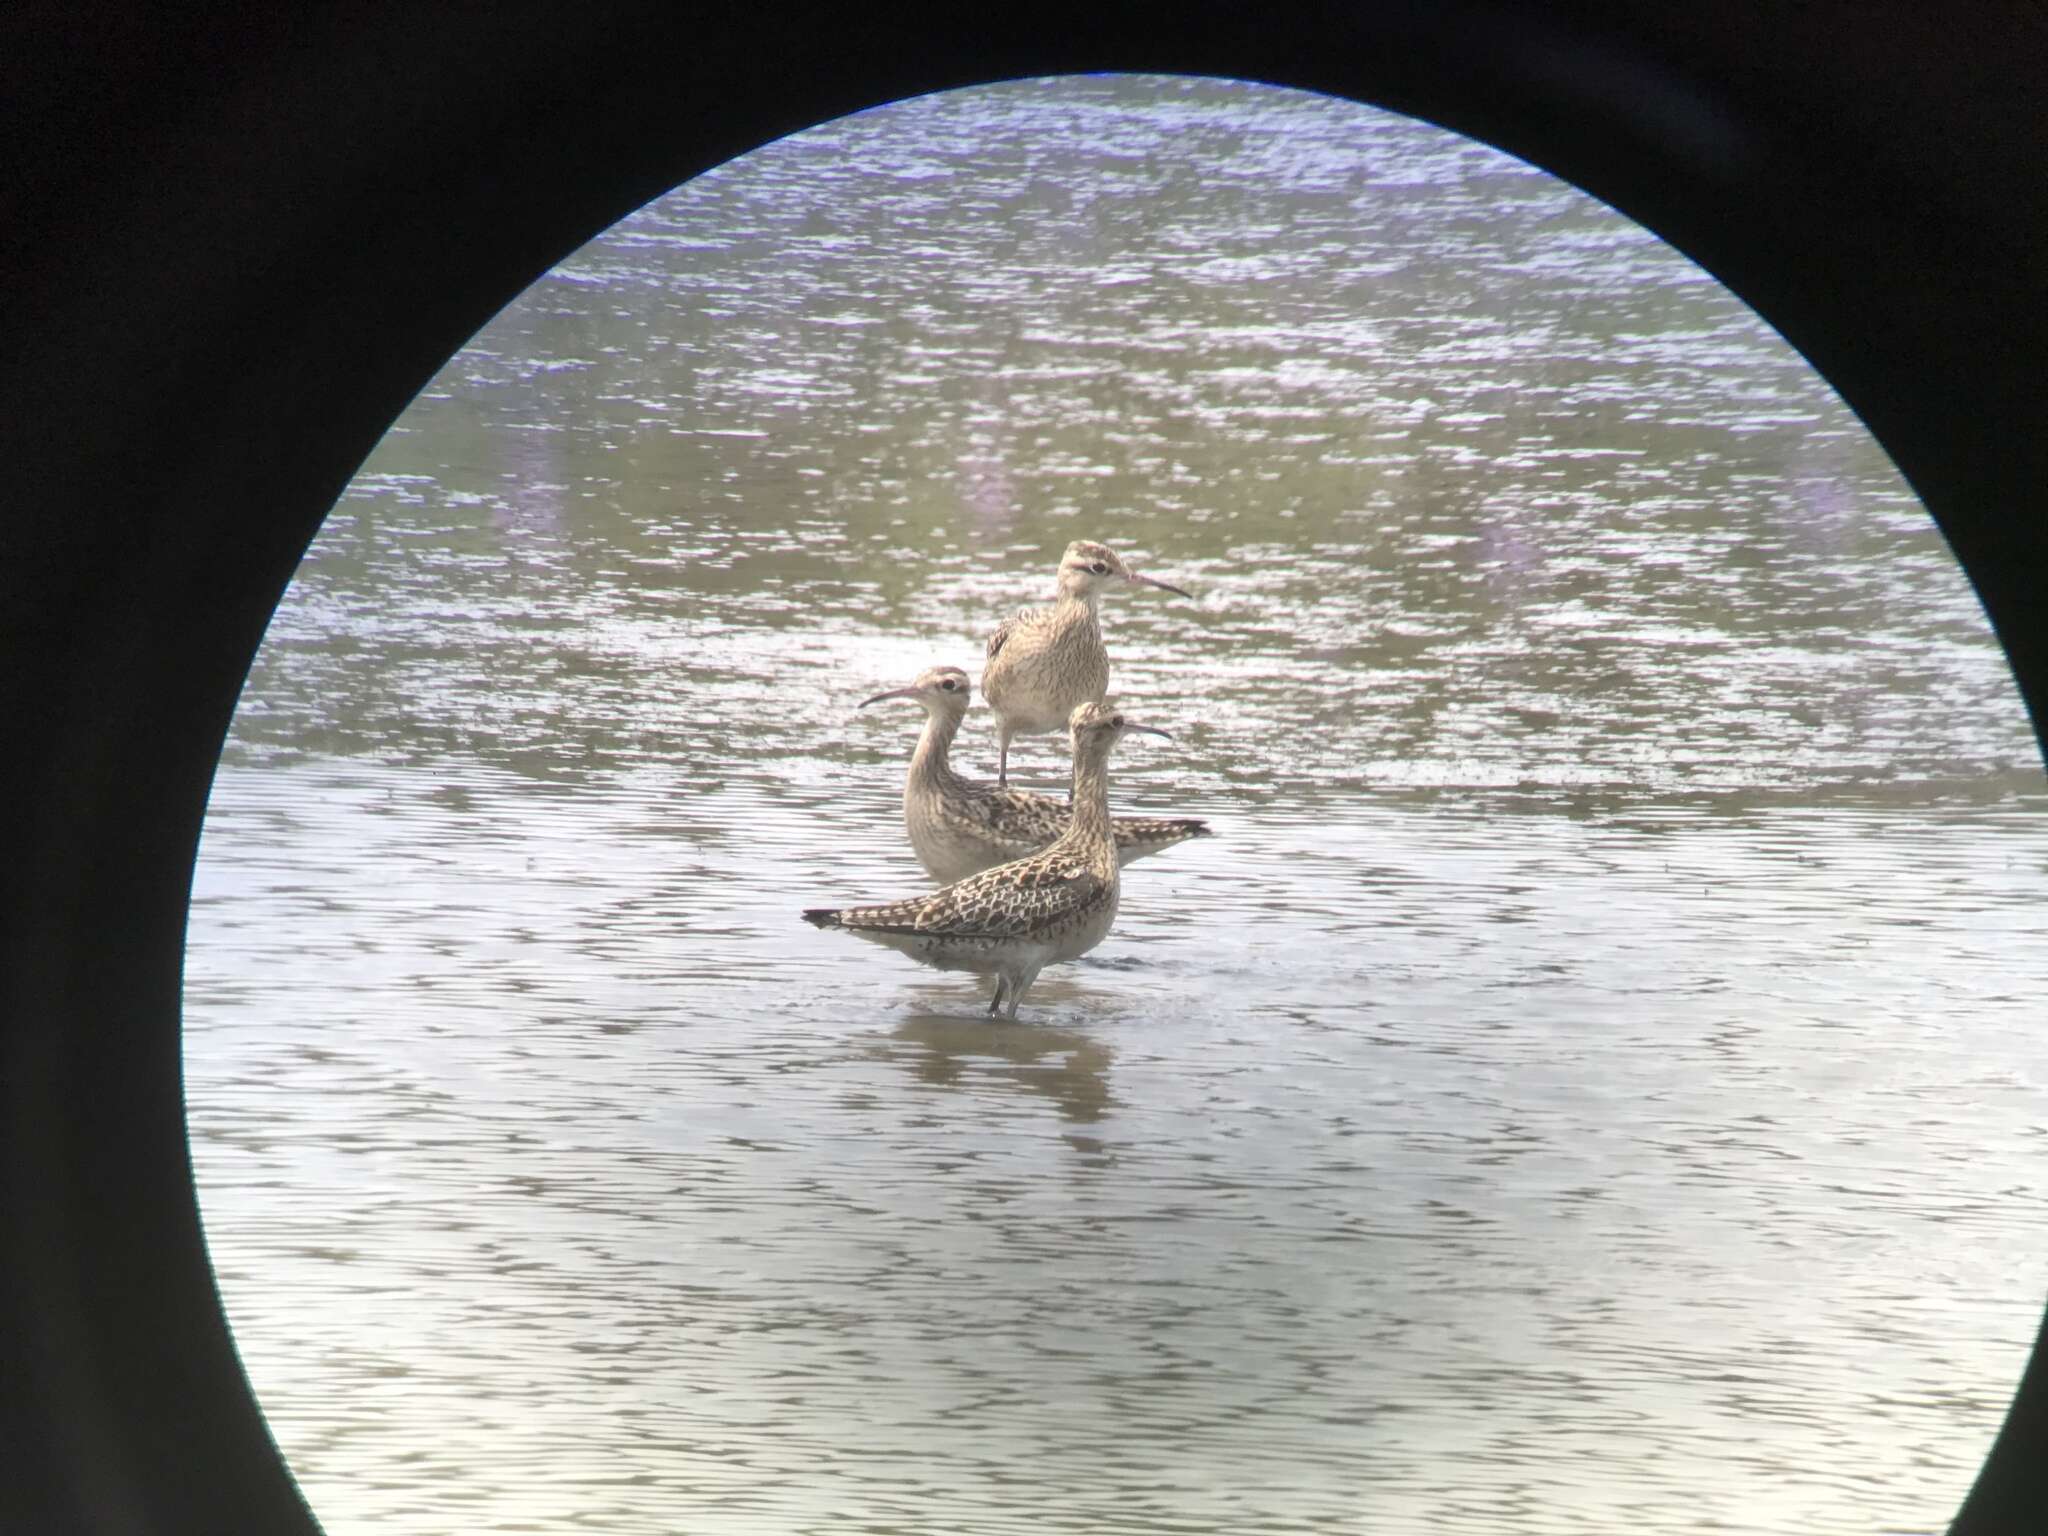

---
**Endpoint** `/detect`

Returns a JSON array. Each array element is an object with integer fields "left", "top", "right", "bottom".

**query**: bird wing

[
  {"left": 1111, "top": 815, "right": 1211, "bottom": 849},
  {"left": 963, "top": 785, "right": 1070, "bottom": 853},
  {"left": 984, "top": 612, "right": 1017, "bottom": 661},
  {"left": 944, "top": 858, "right": 1113, "bottom": 938},
  {"left": 842, "top": 853, "right": 1110, "bottom": 940}
]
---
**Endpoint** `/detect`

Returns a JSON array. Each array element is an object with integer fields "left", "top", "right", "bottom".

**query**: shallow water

[{"left": 186, "top": 75, "right": 2048, "bottom": 1534}]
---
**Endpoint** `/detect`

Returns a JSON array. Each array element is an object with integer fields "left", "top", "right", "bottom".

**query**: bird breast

[
  {"left": 1048, "top": 877, "right": 1120, "bottom": 963},
  {"left": 984, "top": 609, "right": 1108, "bottom": 730},
  {"left": 904, "top": 795, "right": 1009, "bottom": 884}
]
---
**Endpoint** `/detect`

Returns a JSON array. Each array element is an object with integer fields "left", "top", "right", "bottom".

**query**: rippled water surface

[{"left": 186, "top": 76, "right": 2048, "bottom": 1534}]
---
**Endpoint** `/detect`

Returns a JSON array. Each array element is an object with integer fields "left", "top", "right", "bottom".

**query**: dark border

[{"left": 3, "top": 5, "right": 2044, "bottom": 1531}]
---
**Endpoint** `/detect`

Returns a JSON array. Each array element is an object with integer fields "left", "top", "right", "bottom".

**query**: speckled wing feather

[
  {"left": 1111, "top": 815, "right": 1211, "bottom": 850},
  {"left": 981, "top": 785, "right": 1071, "bottom": 845},
  {"left": 974, "top": 785, "right": 1208, "bottom": 856},
  {"left": 985, "top": 609, "right": 1029, "bottom": 661},
  {"left": 941, "top": 780, "right": 1210, "bottom": 862},
  {"left": 822, "top": 850, "right": 1112, "bottom": 939}
]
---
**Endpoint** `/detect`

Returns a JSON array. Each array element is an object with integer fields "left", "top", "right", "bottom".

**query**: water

[{"left": 184, "top": 76, "right": 2048, "bottom": 1534}]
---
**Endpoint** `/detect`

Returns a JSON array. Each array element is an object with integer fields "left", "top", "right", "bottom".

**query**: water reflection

[{"left": 886, "top": 1010, "right": 1117, "bottom": 1124}]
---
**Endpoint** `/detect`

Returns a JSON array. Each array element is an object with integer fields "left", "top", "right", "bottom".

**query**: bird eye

[
  {"left": 940, "top": 679, "right": 957, "bottom": 690},
  {"left": 1111, "top": 714, "right": 1125, "bottom": 727},
  {"left": 1090, "top": 561, "right": 1109, "bottom": 575}
]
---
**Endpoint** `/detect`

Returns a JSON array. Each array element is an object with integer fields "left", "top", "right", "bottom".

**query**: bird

[
  {"left": 980, "top": 539, "right": 1189, "bottom": 785},
  {"left": 859, "top": 663, "right": 1209, "bottom": 883},
  {"left": 803, "top": 702, "right": 1169, "bottom": 1018}
]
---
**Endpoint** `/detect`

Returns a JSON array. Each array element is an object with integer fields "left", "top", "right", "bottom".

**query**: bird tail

[
  {"left": 801, "top": 908, "right": 842, "bottom": 929},
  {"left": 1130, "top": 817, "right": 1212, "bottom": 843}
]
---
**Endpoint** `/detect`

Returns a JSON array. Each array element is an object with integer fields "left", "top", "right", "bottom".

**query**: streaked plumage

[
  {"left": 980, "top": 539, "right": 1189, "bottom": 784},
  {"left": 803, "top": 702, "right": 1169, "bottom": 1018},
  {"left": 860, "top": 664, "right": 1209, "bottom": 883}
]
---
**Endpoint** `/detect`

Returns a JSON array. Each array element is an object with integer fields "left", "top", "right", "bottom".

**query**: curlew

[
  {"left": 980, "top": 539, "right": 1188, "bottom": 785},
  {"left": 860, "top": 664, "right": 1208, "bottom": 883},
  {"left": 803, "top": 702, "right": 1168, "bottom": 1018}
]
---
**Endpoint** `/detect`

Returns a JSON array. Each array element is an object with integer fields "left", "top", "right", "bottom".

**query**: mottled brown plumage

[
  {"left": 860, "top": 664, "right": 1210, "bottom": 883},
  {"left": 803, "top": 702, "right": 1170, "bottom": 1019},
  {"left": 980, "top": 540, "right": 1189, "bottom": 785}
]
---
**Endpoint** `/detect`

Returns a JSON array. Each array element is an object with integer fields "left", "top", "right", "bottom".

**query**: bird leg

[
  {"left": 996, "top": 726, "right": 1011, "bottom": 787},
  {"left": 986, "top": 975, "right": 1007, "bottom": 1015},
  {"left": 1004, "top": 969, "right": 1037, "bottom": 1021}
]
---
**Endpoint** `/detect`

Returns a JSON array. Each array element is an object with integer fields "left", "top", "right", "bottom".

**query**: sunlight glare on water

[{"left": 185, "top": 75, "right": 2048, "bottom": 1536}]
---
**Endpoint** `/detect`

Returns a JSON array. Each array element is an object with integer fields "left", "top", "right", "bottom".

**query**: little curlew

[
  {"left": 803, "top": 702, "right": 1169, "bottom": 1019},
  {"left": 860, "top": 664, "right": 1209, "bottom": 883},
  {"left": 980, "top": 539, "right": 1189, "bottom": 785}
]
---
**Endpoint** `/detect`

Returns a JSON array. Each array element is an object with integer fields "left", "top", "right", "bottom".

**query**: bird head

[
  {"left": 1067, "top": 700, "right": 1172, "bottom": 756},
  {"left": 860, "top": 664, "right": 973, "bottom": 715},
  {"left": 1055, "top": 540, "right": 1191, "bottom": 601}
]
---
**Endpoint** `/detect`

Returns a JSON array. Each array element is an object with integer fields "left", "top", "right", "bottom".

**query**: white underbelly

[
  {"left": 1000, "top": 680, "right": 1105, "bottom": 736},
  {"left": 857, "top": 929, "right": 1046, "bottom": 977}
]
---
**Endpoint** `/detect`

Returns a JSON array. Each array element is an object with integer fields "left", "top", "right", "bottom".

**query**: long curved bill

[
  {"left": 1128, "top": 571, "right": 1192, "bottom": 599},
  {"left": 858, "top": 686, "right": 922, "bottom": 708},
  {"left": 1124, "top": 723, "right": 1174, "bottom": 741}
]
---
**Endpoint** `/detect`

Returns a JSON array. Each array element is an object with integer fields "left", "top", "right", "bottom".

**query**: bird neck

[
  {"left": 1053, "top": 574, "right": 1104, "bottom": 612},
  {"left": 907, "top": 705, "right": 969, "bottom": 795},
  {"left": 1065, "top": 744, "right": 1116, "bottom": 846}
]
